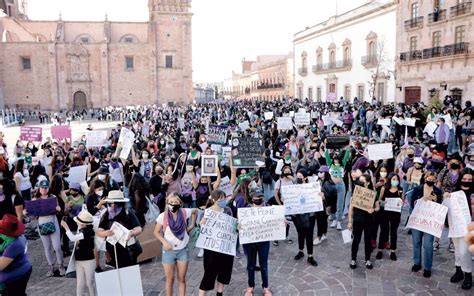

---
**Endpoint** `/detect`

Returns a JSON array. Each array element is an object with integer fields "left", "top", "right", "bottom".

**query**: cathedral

[{"left": 0, "top": 0, "right": 193, "bottom": 111}]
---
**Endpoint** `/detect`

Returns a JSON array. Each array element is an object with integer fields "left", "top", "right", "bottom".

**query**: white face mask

[
  {"left": 95, "top": 190, "right": 103, "bottom": 197},
  {"left": 380, "top": 172, "right": 387, "bottom": 178},
  {"left": 98, "top": 174, "right": 106, "bottom": 181}
]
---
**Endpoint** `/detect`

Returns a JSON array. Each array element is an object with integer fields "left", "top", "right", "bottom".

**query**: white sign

[
  {"left": 85, "top": 130, "right": 108, "bottom": 147},
  {"left": 281, "top": 183, "right": 323, "bottom": 215},
  {"left": 95, "top": 264, "right": 143, "bottom": 296},
  {"left": 406, "top": 199, "right": 448, "bottom": 238},
  {"left": 289, "top": 111, "right": 295, "bottom": 118},
  {"left": 367, "top": 143, "right": 394, "bottom": 161},
  {"left": 118, "top": 127, "right": 135, "bottom": 159},
  {"left": 196, "top": 210, "right": 238, "bottom": 256},
  {"left": 277, "top": 117, "right": 293, "bottom": 130},
  {"left": 106, "top": 222, "right": 130, "bottom": 248},
  {"left": 67, "top": 165, "right": 88, "bottom": 184},
  {"left": 377, "top": 118, "right": 391, "bottom": 126},
  {"left": 423, "top": 121, "right": 438, "bottom": 137},
  {"left": 238, "top": 205, "right": 286, "bottom": 244},
  {"left": 201, "top": 155, "right": 218, "bottom": 177},
  {"left": 384, "top": 198, "right": 403, "bottom": 213},
  {"left": 238, "top": 120, "right": 250, "bottom": 131},
  {"left": 333, "top": 119, "right": 344, "bottom": 127},
  {"left": 444, "top": 191, "right": 472, "bottom": 238},
  {"left": 311, "top": 111, "right": 318, "bottom": 119},
  {"left": 219, "top": 176, "right": 233, "bottom": 197},
  {"left": 294, "top": 113, "right": 310, "bottom": 126},
  {"left": 441, "top": 114, "right": 453, "bottom": 129},
  {"left": 264, "top": 112, "right": 274, "bottom": 121},
  {"left": 322, "top": 115, "right": 332, "bottom": 126},
  {"left": 393, "top": 117, "right": 404, "bottom": 125},
  {"left": 342, "top": 229, "right": 353, "bottom": 244},
  {"left": 178, "top": 119, "right": 185, "bottom": 129}
]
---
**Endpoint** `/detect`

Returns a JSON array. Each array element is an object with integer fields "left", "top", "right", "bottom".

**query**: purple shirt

[{"left": 0, "top": 236, "right": 32, "bottom": 283}]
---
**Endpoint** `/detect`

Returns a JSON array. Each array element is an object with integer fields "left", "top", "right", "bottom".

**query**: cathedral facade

[{"left": 0, "top": 0, "right": 193, "bottom": 111}]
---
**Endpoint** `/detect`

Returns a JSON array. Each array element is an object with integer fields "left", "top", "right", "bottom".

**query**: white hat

[
  {"left": 73, "top": 211, "right": 93, "bottom": 225},
  {"left": 104, "top": 190, "right": 129, "bottom": 203},
  {"left": 414, "top": 157, "right": 424, "bottom": 164}
]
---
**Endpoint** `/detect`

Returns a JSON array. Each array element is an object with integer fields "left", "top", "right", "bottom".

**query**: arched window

[
  {"left": 75, "top": 34, "right": 95, "bottom": 44},
  {"left": 329, "top": 51, "right": 335, "bottom": 65},
  {"left": 369, "top": 41, "right": 376, "bottom": 56},
  {"left": 119, "top": 34, "right": 140, "bottom": 43},
  {"left": 301, "top": 52, "right": 307, "bottom": 69}
]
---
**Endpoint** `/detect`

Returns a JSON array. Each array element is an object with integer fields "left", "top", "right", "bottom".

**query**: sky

[{"left": 26, "top": 0, "right": 367, "bottom": 83}]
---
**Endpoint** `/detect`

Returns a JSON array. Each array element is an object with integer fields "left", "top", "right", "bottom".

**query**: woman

[
  {"left": 406, "top": 157, "right": 425, "bottom": 211},
  {"left": 198, "top": 190, "right": 235, "bottom": 296},
  {"left": 96, "top": 190, "right": 143, "bottom": 268},
  {"left": 347, "top": 174, "right": 377, "bottom": 269},
  {"left": 371, "top": 165, "right": 389, "bottom": 248},
  {"left": 128, "top": 173, "right": 150, "bottom": 227},
  {"left": 154, "top": 193, "right": 197, "bottom": 296},
  {"left": 50, "top": 153, "right": 66, "bottom": 177},
  {"left": 85, "top": 179, "right": 107, "bottom": 271},
  {"left": 131, "top": 147, "right": 154, "bottom": 181},
  {"left": 292, "top": 169, "right": 318, "bottom": 266},
  {"left": 273, "top": 164, "right": 294, "bottom": 245},
  {"left": 60, "top": 211, "right": 96, "bottom": 296},
  {"left": 108, "top": 156, "right": 124, "bottom": 187},
  {"left": 313, "top": 166, "right": 335, "bottom": 246},
  {"left": 13, "top": 159, "right": 32, "bottom": 201},
  {"left": 0, "top": 179, "right": 24, "bottom": 221},
  {"left": 180, "top": 160, "right": 197, "bottom": 208},
  {"left": 410, "top": 171, "right": 443, "bottom": 278},
  {"left": 87, "top": 152, "right": 102, "bottom": 181},
  {"left": 0, "top": 214, "right": 32, "bottom": 296},
  {"left": 149, "top": 164, "right": 169, "bottom": 212},
  {"left": 376, "top": 173, "right": 403, "bottom": 261},
  {"left": 195, "top": 170, "right": 221, "bottom": 208}
]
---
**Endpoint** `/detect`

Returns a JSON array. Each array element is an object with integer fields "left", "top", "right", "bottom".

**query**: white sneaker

[
  {"left": 197, "top": 248, "right": 204, "bottom": 258},
  {"left": 337, "top": 222, "right": 342, "bottom": 230},
  {"left": 320, "top": 234, "right": 327, "bottom": 243},
  {"left": 330, "top": 220, "right": 337, "bottom": 228},
  {"left": 313, "top": 237, "right": 321, "bottom": 246}
]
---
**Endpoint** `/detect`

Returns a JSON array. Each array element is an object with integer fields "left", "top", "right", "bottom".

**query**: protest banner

[
  {"left": 264, "top": 112, "right": 274, "bottom": 121},
  {"left": 406, "top": 199, "right": 448, "bottom": 238},
  {"left": 277, "top": 117, "right": 293, "bottom": 130},
  {"left": 201, "top": 155, "right": 218, "bottom": 176},
  {"left": 118, "top": 127, "right": 135, "bottom": 159},
  {"left": 238, "top": 120, "right": 250, "bottom": 131},
  {"left": 106, "top": 222, "right": 131, "bottom": 248},
  {"left": 95, "top": 264, "right": 143, "bottom": 296},
  {"left": 207, "top": 125, "right": 228, "bottom": 145},
  {"left": 210, "top": 144, "right": 222, "bottom": 154},
  {"left": 67, "top": 165, "right": 88, "bottom": 184},
  {"left": 196, "top": 209, "right": 238, "bottom": 256},
  {"left": 20, "top": 126, "right": 42, "bottom": 141},
  {"left": 294, "top": 112, "right": 310, "bottom": 126},
  {"left": 25, "top": 198, "right": 57, "bottom": 216},
  {"left": 444, "top": 191, "right": 471, "bottom": 238},
  {"left": 219, "top": 176, "right": 233, "bottom": 197},
  {"left": 231, "top": 137, "right": 264, "bottom": 168},
  {"left": 51, "top": 125, "right": 71, "bottom": 140},
  {"left": 351, "top": 185, "right": 377, "bottom": 212},
  {"left": 238, "top": 205, "right": 286, "bottom": 244},
  {"left": 384, "top": 198, "right": 403, "bottom": 213},
  {"left": 367, "top": 143, "right": 394, "bottom": 161},
  {"left": 423, "top": 121, "right": 438, "bottom": 137},
  {"left": 377, "top": 118, "right": 391, "bottom": 126},
  {"left": 281, "top": 183, "right": 323, "bottom": 215},
  {"left": 298, "top": 108, "right": 306, "bottom": 113},
  {"left": 392, "top": 117, "right": 404, "bottom": 125},
  {"left": 86, "top": 130, "right": 108, "bottom": 147}
]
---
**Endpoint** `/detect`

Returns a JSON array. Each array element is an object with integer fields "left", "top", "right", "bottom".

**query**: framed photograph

[{"left": 201, "top": 155, "right": 218, "bottom": 177}]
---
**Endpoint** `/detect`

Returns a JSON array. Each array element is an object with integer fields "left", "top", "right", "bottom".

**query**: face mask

[
  {"left": 98, "top": 174, "right": 106, "bottom": 181},
  {"left": 407, "top": 154, "right": 414, "bottom": 159},
  {"left": 28, "top": 144, "right": 33, "bottom": 149},
  {"left": 142, "top": 153, "right": 149, "bottom": 159},
  {"left": 160, "top": 141, "right": 165, "bottom": 145},
  {"left": 380, "top": 172, "right": 387, "bottom": 178},
  {"left": 425, "top": 181, "right": 435, "bottom": 187},
  {"left": 95, "top": 190, "right": 104, "bottom": 197},
  {"left": 283, "top": 172, "right": 291, "bottom": 177},
  {"left": 70, "top": 191, "right": 78, "bottom": 197},
  {"left": 252, "top": 198, "right": 263, "bottom": 206},
  {"left": 450, "top": 163, "right": 460, "bottom": 170},
  {"left": 461, "top": 181, "right": 472, "bottom": 188},
  {"left": 95, "top": 158, "right": 100, "bottom": 162},
  {"left": 391, "top": 181, "right": 399, "bottom": 187},
  {"left": 296, "top": 178, "right": 304, "bottom": 184},
  {"left": 284, "top": 155, "right": 291, "bottom": 162},
  {"left": 217, "top": 200, "right": 227, "bottom": 208},
  {"left": 168, "top": 204, "right": 181, "bottom": 213}
]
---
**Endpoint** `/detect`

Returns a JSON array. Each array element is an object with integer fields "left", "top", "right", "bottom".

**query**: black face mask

[
  {"left": 425, "top": 181, "right": 435, "bottom": 187},
  {"left": 252, "top": 198, "right": 263, "bottom": 206},
  {"left": 168, "top": 204, "right": 181, "bottom": 213},
  {"left": 296, "top": 178, "right": 304, "bottom": 184},
  {"left": 450, "top": 163, "right": 460, "bottom": 170},
  {"left": 407, "top": 154, "right": 414, "bottom": 159},
  {"left": 461, "top": 181, "right": 472, "bottom": 189},
  {"left": 282, "top": 172, "right": 291, "bottom": 177}
]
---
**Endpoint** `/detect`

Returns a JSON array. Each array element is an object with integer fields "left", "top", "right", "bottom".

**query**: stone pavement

[{"left": 25, "top": 216, "right": 471, "bottom": 296}]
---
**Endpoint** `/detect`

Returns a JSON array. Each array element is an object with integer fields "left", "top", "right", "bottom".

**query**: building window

[
  {"left": 377, "top": 82, "right": 385, "bottom": 101},
  {"left": 21, "top": 57, "right": 31, "bottom": 70},
  {"left": 410, "top": 36, "right": 417, "bottom": 52},
  {"left": 80, "top": 37, "right": 90, "bottom": 44},
  {"left": 344, "top": 48, "right": 350, "bottom": 62},
  {"left": 317, "top": 54, "right": 322, "bottom": 66},
  {"left": 411, "top": 2, "right": 419, "bottom": 18},
  {"left": 358, "top": 85, "right": 365, "bottom": 100},
  {"left": 125, "top": 56, "right": 134, "bottom": 70},
  {"left": 369, "top": 41, "right": 376, "bottom": 56},
  {"left": 317, "top": 87, "right": 322, "bottom": 101},
  {"left": 125, "top": 37, "right": 134, "bottom": 43},
  {"left": 165, "top": 55, "right": 173, "bottom": 68},
  {"left": 432, "top": 31, "right": 441, "bottom": 47},
  {"left": 329, "top": 51, "right": 336, "bottom": 65},
  {"left": 308, "top": 87, "right": 313, "bottom": 100},
  {"left": 344, "top": 85, "right": 351, "bottom": 100},
  {"left": 329, "top": 83, "right": 336, "bottom": 93},
  {"left": 298, "top": 86, "right": 303, "bottom": 99},
  {"left": 301, "top": 52, "right": 307, "bottom": 69},
  {"left": 455, "top": 26, "right": 465, "bottom": 43}
]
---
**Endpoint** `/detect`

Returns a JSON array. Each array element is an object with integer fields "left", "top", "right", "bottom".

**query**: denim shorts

[{"left": 162, "top": 247, "right": 189, "bottom": 264}]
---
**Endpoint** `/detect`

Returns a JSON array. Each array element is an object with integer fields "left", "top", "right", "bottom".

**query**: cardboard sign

[
  {"left": 377, "top": 118, "right": 391, "bottom": 126},
  {"left": 277, "top": 117, "right": 293, "bottom": 130},
  {"left": 367, "top": 143, "right": 394, "bottom": 161},
  {"left": 281, "top": 183, "right": 323, "bottom": 215},
  {"left": 264, "top": 112, "right": 274, "bottom": 121},
  {"left": 219, "top": 176, "right": 233, "bottom": 197},
  {"left": 25, "top": 198, "right": 57, "bottom": 216},
  {"left": 444, "top": 191, "right": 471, "bottom": 238},
  {"left": 384, "top": 198, "right": 403, "bottom": 213},
  {"left": 118, "top": 127, "right": 135, "bottom": 159},
  {"left": 86, "top": 130, "right": 108, "bottom": 147},
  {"left": 95, "top": 264, "right": 143, "bottom": 296},
  {"left": 231, "top": 137, "right": 264, "bottom": 168},
  {"left": 137, "top": 224, "right": 162, "bottom": 263},
  {"left": 423, "top": 121, "right": 438, "bottom": 137},
  {"left": 20, "top": 126, "right": 43, "bottom": 141},
  {"left": 351, "top": 185, "right": 377, "bottom": 212},
  {"left": 311, "top": 111, "right": 318, "bottom": 119},
  {"left": 67, "top": 165, "right": 88, "bottom": 184},
  {"left": 406, "top": 199, "right": 448, "bottom": 238},
  {"left": 51, "top": 125, "right": 71, "bottom": 140},
  {"left": 238, "top": 205, "right": 286, "bottom": 244},
  {"left": 201, "top": 155, "right": 218, "bottom": 177},
  {"left": 207, "top": 125, "right": 228, "bottom": 145},
  {"left": 294, "top": 113, "right": 310, "bottom": 126},
  {"left": 196, "top": 210, "right": 238, "bottom": 256}
]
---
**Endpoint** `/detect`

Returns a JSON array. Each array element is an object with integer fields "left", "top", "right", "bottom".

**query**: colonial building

[
  {"left": 0, "top": 0, "right": 193, "bottom": 111},
  {"left": 395, "top": 0, "right": 473, "bottom": 105},
  {"left": 293, "top": 0, "right": 397, "bottom": 103}
]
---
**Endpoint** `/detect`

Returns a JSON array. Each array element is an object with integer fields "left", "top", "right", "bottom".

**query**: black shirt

[{"left": 74, "top": 226, "right": 95, "bottom": 261}]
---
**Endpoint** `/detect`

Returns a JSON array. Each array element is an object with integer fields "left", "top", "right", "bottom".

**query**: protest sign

[
  {"left": 392, "top": 117, "right": 404, "bottom": 125},
  {"left": 442, "top": 114, "right": 453, "bottom": 129},
  {"left": 351, "top": 185, "right": 377, "bottom": 212},
  {"left": 207, "top": 125, "right": 228, "bottom": 145},
  {"left": 238, "top": 120, "right": 250, "bottom": 131},
  {"left": 342, "top": 229, "right": 353, "bottom": 244},
  {"left": 178, "top": 119, "right": 185, "bottom": 129},
  {"left": 289, "top": 111, "right": 295, "bottom": 118},
  {"left": 406, "top": 199, "right": 448, "bottom": 238},
  {"left": 51, "top": 125, "right": 71, "bottom": 140},
  {"left": 294, "top": 112, "right": 310, "bottom": 126},
  {"left": 377, "top": 118, "right": 391, "bottom": 126},
  {"left": 201, "top": 155, "right": 218, "bottom": 176},
  {"left": 67, "top": 165, "right": 87, "bottom": 184},
  {"left": 238, "top": 205, "right": 286, "bottom": 244},
  {"left": 25, "top": 198, "right": 57, "bottom": 216},
  {"left": 86, "top": 130, "right": 108, "bottom": 147},
  {"left": 298, "top": 108, "right": 306, "bottom": 113},
  {"left": 322, "top": 115, "right": 332, "bottom": 126},
  {"left": 231, "top": 137, "right": 264, "bottom": 168},
  {"left": 95, "top": 264, "right": 143, "bottom": 296},
  {"left": 20, "top": 126, "right": 42, "bottom": 141},
  {"left": 444, "top": 191, "right": 471, "bottom": 238},
  {"left": 277, "top": 117, "right": 293, "bottom": 130},
  {"left": 210, "top": 144, "right": 222, "bottom": 153},
  {"left": 384, "top": 198, "right": 403, "bottom": 213},
  {"left": 333, "top": 119, "right": 344, "bottom": 127},
  {"left": 404, "top": 118, "right": 417, "bottom": 127},
  {"left": 219, "top": 176, "right": 233, "bottom": 197},
  {"left": 264, "top": 112, "right": 274, "bottom": 121},
  {"left": 118, "top": 127, "right": 135, "bottom": 159},
  {"left": 196, "top": 209, "right": 238, "bottom": 256},
  {"left": 367, "top": 143, "right": 394, "bottom": 161},
  {"left": 423, "top": 121, "right": 437, "bottom": 137},
  {"left": 281, "top": 183, "right": 323, "bottom": 215},
  {"left": 106, "top": 222, "right": 131, "bottom": 248},
  {"left": 311, "top": 111, "right": 318, "bottom": 119},
  {"left": 66, "top": 243, "right": 77, "bottom": 275}
]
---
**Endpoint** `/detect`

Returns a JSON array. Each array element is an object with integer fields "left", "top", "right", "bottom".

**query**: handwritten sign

[
  {"left": 406, "top": 199, "right": 448, "bottom": 238},
  {"left": 377, "top": 118, "right": 391, "bottom": 126},
  {"left": 20, "top": 126, "right": 42, "bottom": 141},
  {"left": 231, "top": 137, "right": 264, "bottom": 168},
  {"left": 444, "top": 191, "right": 471, "bottom": 238},
  {"left": 196, "top": 210, "right": 238, "bottom": 256},
  {"left": 294, "top": 113, "right": 310, "bottom": 126},
  {"left": 51, "top": 125, "right": 71, "bottom": 140},
  {"left": 423, "top": 122, "right": 438, "bottom": 137},
  {"left": 25, "top": 198, "right": 57, "bottom": 216},
  {"left": 118, "top": 127, "right": 135, "bottom": 159},
  {"left": 86, "top": 130, "right": 108, "bottom": 147},
  {"left": 277, "top": 117, "right": 293, "bottom": 130},
  {"left": 264, "top": 112, "right": 274, "bottom": 121},
  {"left": 281, "top": 183, "right": 323, "bottom": 215},
  {"left": 67, "top": 165, "right": 88, "bottom": 184},
  {"left": 238, "top": 121, "right": 250, "bottom": 131},
  {"left": 367, "top": 143, "right": 394, "bottom": 161},
  {"left": 219, "top": 176, "right": 233, "bottom": 197},
  {"left": 238, "top": 206, "right": 286, "bottom": 244},
  {"left": 384, "top": 198, "right": 403, "bottom": 213},
  {"left": 207, "top": 125, "right": 228, "bottom": 145},
  {"left": 351, "top": 185, "right": 376, "bottom": 212}
]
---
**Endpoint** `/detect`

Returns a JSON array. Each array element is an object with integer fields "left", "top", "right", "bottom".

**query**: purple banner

[
  {"left": 20, "top": 126, "right": 43, "bottom": 142},
  {"left": 25, "top": 198, "right": 57, "bottom": 216}
]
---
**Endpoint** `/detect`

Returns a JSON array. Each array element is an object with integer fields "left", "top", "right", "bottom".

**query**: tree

[{"left": 367, "top": 37, "right": 393, "bottom": 102}]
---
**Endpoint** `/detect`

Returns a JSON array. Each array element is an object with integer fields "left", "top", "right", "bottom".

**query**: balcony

[
  {"left": 404, "top": 16, "right": 424, "bottom": 30},
  {"left": 257, "top": 83, "right": 284, "bottom": 90},
  {"left": 361, "top": 55, "right": 378, "bottom": 68},
  {"left": 312, "top": 59, "right": 352, "bottom": 73},
  {"left": 298, "top": 67, "right": 308, "bottom": 76},
  {"left": 427, "top": 9, "right": 446, "bottom": 23},
  {"left": 399, "top": 42, "right": 469, "bottom": 62},
  {"left": 450, "top": 1, "right": 472, "bottom": 18}
]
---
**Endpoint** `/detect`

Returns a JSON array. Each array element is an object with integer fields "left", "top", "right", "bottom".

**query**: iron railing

[{"left": 450, "top": 2, "right": 472, "bottom": 17}]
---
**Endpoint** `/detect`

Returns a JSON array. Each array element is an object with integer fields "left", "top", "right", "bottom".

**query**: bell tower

[{"left": 148, "top": 0, "right": 193, "bottom": 104}]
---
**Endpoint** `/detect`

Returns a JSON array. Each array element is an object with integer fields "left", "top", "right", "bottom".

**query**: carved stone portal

[{"left": 67, "top": 44, "right": 91, "bottom": 82}]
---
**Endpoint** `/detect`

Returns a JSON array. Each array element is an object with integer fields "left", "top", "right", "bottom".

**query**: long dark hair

[
  {"left": 384, "top": 172, "right": 402, "bottom": 191},
  {"left": 205, "top": 190, "right": 226, "bottom": 208},
  {"left": 14, "top": 159, "right": 26, "bottom": 177}
]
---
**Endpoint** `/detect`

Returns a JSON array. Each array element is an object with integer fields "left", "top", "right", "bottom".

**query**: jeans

[
  {"left": 262, "top": 182, "right": 275, "bottom": 202},
  {"left": 335, "top": 182, "right": 346, "bottom": 222},
  {"left": 243, "top": 241, "right": 270, "bottom": 288},
  {"left": 411, "top": 229, "right": 434, "bottom": 270}
]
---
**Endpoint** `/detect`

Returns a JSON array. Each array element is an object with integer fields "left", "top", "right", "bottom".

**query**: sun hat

[
  {"left": 104, "top": 190, "right": 129, "bottom": 203},
  {"left": 0, "top": 214, "right": 25, "bottom": 237},
  {"left": 73, "top": 211, "right": 93, "bottom": 225}
]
